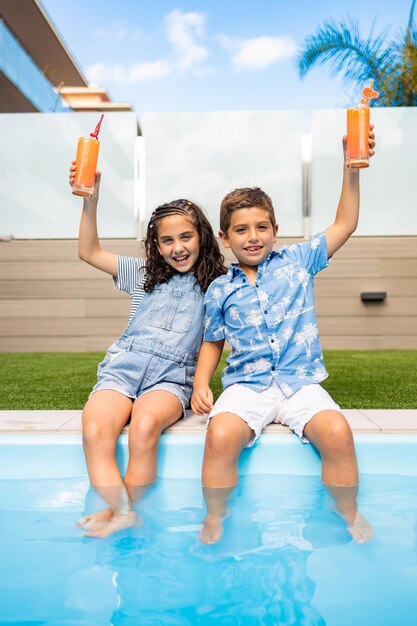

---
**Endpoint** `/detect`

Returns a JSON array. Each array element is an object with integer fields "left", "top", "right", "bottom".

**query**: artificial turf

[{"left": 0, "top": 350, "right": 416, "bottom": 410}]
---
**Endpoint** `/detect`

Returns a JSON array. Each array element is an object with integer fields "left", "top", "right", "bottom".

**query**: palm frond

[
  {"left": 406, "top": 0, "right": 416, "bottom": 39},
  {"left": 298, "top": 18, "right": 392, "bottom": 87},
  {"left": 384, "top": 25, "right": 417, "bottom": 105}
]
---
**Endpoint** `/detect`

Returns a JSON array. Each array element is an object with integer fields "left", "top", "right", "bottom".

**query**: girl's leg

[
  {"left": 78, "top": 390, "right": 134, "bottom": 537},
  {"left": 82, "top": 390, "right": 132, "bottom": 485},
  {"left": 200, "top": 412, "right": 254, "bottom": 544},
  {"left": 303, "top": 410, "right": 373, "bottom": 542},
  {"left": 124, "top": 390, "right": 183, "bottom": 504}
]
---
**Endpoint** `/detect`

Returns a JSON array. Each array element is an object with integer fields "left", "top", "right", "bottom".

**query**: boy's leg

[
  {"left": 124, "top": 390, "right": 183, "bottom": 503},
  {"left": 303, "top": 410, "right": 373, "bottom": 542},
  {"left": 303, "top": 410, "right": 358, "bottom": 485},
  {"left": 200, "top": 412, "right": 254, "bottom": 544},
  {"left": 78, "top": 390, "right": 134, "bottom": 536}
]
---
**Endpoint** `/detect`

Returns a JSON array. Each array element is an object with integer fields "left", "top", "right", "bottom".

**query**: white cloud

[
  {"left": 128, "top": 60, "right": 171, "bottom": 82},
  {"left": 218, "top": 34, "right": 297, "bottom": 70},
  {"left": 165, "top": 8, "right": 208, "bottom": 71},
  {"left": 87, "top": 60, "right": 170, "bottom": 85},
  {"left": 87, "top": 9, "right": 209, "bottom": 86},
  {"left": 93, "top": 20, "right": 144, "bottom": 42}
]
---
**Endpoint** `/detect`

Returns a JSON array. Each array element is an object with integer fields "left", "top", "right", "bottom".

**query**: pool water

[{"left": 1, "top": 471, "right": 417, "bottom": 625}]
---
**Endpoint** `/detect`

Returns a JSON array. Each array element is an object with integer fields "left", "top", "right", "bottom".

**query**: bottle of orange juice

[
  {"left": 346, "top": 82, "right": 378, "bottom": 169},
  {"left": 72, "top": 115, "right": 104, "bottom": 197}
]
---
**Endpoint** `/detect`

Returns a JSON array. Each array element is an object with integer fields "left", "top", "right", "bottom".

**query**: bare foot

[
  {"left": 348, "top": 512, "right": 374, "bottom": 543},
  {"left": 199, "top": 514, "right": 225, "bottom": 545},
  {"left": 83, "top": 510, "right": 141, "bottom": 539},
  {"left": 76, "top": 509, "right": 113, "bottom": 531},
  {"left": 327, "top": 485, "right": 374, "bottom": 544}
]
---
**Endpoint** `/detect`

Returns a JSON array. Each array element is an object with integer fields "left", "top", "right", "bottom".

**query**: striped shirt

[{"left": 113, "top": 255, "right": 147, "bottom": 322}]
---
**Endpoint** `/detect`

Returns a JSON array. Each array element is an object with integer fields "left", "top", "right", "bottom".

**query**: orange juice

[
  {"left": 346, "top": 103, "right": 370, "bottom": 169},
  {"left": 72, "top": 137, "right": 100, "bottom": 197}
]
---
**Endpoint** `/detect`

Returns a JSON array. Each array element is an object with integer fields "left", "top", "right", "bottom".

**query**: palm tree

[
  {"left": 245, "top": 309, "right": 264, "bottom": 340},
  {"left": 297, "top": 0, "right": 417, "bottom": 106}
]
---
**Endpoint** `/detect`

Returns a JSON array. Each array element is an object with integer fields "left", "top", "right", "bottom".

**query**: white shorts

[{"left": 209, "top": 380, "right": 341, "bottom": 447}]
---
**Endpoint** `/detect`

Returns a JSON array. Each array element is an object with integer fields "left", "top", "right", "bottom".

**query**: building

[
  {"left": 0, "top": 0, "right": 133, "bottom": 114},
  {"left": 57, "top": 86, "right": 133, "bottom": 112}
]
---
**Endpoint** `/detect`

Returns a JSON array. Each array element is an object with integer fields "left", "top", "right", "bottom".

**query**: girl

[{"left": 69, "top": 165, "right": 226, "bottom": 537}]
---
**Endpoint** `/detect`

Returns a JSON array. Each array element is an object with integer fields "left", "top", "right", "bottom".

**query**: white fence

[
  {"left": 310, "top": 107, "right": 417, "bottom": 236},
  {"left": 141, "top": 111, "right": 303, "bottom": 236},
  {"left": 0, "top": 108, "right": 416, "bottom": 238},
  {"left": 0, "top": 112, "right": 138, "bottom": 238}
]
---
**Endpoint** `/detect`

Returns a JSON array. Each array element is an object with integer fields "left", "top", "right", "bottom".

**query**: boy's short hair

[{"left": 220, "top": 187, "right": 277, "bottom": 234}]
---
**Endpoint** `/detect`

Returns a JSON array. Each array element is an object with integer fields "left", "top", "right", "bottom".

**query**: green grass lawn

[{"left": 1, "top": 351, "right": 416, "bottom": 410}]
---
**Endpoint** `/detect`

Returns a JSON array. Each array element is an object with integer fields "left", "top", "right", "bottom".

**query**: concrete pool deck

[{"left": 0, "top": 409, "right": 416, "bottom": 434}]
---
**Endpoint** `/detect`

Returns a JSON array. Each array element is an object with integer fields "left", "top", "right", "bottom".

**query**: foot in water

[
  {"left": 348, "top": 512, "right": 374, "bottom": 543},
  {"left": 77, "top": 509, "right": 141, "bottom": 538},
  {"left": 76, "top": 508, "right": 113, "bottom": 531},
  {"left": 199, "top": 511, "right": 231, "bottom": 545},
  {"left": 199, "top": 514, "right": 224, "bottom": 544},
  {"left": 327, "top": 485, "right": 374, "bottom": 544}
]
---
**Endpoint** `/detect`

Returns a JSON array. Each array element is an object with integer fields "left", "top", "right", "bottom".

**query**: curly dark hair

[{"left": 143, "top": 199, "right": 226, "bottom": 292}]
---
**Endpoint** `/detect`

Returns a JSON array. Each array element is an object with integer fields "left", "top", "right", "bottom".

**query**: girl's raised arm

[{"left": 70, "top": 164, "right": 118, "bottom": 277}]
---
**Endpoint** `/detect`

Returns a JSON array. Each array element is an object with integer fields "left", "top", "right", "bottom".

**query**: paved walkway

[{"left": 0, "top": 409, "right": 416, "bottom": 434}]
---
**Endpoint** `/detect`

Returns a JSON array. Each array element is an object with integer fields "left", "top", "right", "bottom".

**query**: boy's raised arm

[
  {"left": 70, "top": 164, "right": 118, "bottom": 277},
  {"left": 191, "top": 340, "right": 225, "bottom": 415},
  {"left": 325, "top": 127, "right": 375, "bottom": 259}
]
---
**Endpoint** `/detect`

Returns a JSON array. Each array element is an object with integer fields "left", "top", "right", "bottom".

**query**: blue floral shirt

[{"left": 203, "top": 232, "right": 330, "bottom": 397}]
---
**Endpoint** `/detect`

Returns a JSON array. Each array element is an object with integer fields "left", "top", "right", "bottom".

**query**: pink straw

[{"left": 90, "top": 114, "right": 104, "bottom": 139}]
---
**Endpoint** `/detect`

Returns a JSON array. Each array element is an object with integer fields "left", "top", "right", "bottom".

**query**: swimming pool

[{"left": 1, "top": 434, "right": 417, "bottom": 625}]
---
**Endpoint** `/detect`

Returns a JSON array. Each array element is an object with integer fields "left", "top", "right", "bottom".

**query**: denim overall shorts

[{"left": 92, "top": 273, "right": 204, "bottom": 412}]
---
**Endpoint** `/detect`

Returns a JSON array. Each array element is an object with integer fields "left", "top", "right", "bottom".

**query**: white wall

[
  {"left": 1, "top": 108, "right": 416, "bottom": 239},
  {"left": 310, "top": 107, "right": 417, "bottom": 235},
  {"left": 0, "top": 112, "right": 137, "bottom": 238},
  {"left": 142, "top": 110, "right": 304, "bottom": 236}
]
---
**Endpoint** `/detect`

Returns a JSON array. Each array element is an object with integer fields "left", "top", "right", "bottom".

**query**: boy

[{"left": 191, "top": 129, "right": 376, "bottom": 545}]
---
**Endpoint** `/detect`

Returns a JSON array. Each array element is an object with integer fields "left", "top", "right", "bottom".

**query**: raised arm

[
  {"left": 69, "top": 162, "right": 118, "bottom": 277},
  {"left": 191, "top": 339, "right": 225, "bottom": 415},
  {"left": 325, "top": 125, "right": 375, "bottom": 258}
]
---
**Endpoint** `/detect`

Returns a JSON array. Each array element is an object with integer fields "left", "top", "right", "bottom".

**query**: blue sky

[{"left": 43, "top": 0, "right": 411, "bottom": 120}]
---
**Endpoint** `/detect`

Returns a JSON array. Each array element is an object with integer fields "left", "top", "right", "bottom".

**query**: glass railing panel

[
  {"left": 142, "top": 110, "right": 304, "bottom": 236},
  {"left": 310, "top": 107, "right": 417, "bottom": 235}
]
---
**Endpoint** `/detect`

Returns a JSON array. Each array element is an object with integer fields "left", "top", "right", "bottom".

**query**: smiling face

[
  {"left": 155, "top": 213, "right": 200, "bottom": 273},
  {"left": 220, "top": 206, "right": 278, "bottom": 278}
]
